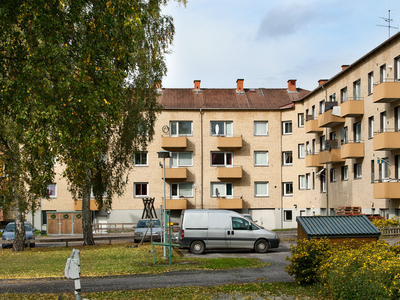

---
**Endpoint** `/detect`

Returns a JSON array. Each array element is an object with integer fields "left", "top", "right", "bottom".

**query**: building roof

[
  {"left": 157, "top": 88, "right": 310, "bottom": 110},
  {"left": 297, "top": 215, "right": 381, "bottom": 239}
]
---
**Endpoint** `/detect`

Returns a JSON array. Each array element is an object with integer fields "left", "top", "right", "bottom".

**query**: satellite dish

[
  {"left": 326, "top": 141, "right": 331, "bottom": 151},
  {"left": 162, "top": 125, "right": 169, "bottom": 134}
]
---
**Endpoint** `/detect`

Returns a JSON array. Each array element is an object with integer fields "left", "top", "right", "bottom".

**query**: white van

[{"left": 179, "top": 209, "right": 279, "bottom": 254}]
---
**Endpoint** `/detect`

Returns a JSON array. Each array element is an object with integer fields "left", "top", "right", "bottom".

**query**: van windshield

[{"left": 137, "top": 220, "right": 161, "bottom": 228}]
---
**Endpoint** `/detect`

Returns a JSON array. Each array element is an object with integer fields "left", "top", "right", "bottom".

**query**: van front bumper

[{"left": 269, "top": 238, "right": 280, "bottom": 249}]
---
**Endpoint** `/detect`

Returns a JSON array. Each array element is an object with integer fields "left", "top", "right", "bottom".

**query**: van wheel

[
  {"left": 190, "top": 241, "right": 205, "bottom": 254},
  {"left": 254, "top": 239, "right": 269, "bottom": 253}
]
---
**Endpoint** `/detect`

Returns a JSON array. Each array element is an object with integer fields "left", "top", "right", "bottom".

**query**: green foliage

[
  {"left": 318, "top": 240, "right": 400, "bottom": 300},
  {"left": 372, "top": 216, "right": 400, "bottom": 228},
  {"left": 285, "top": 238, "right": 333, "bottom": 284}
]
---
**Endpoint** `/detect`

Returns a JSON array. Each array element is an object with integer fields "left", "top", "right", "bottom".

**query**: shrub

[
  {"left": 285, "top": 238, "right": 333, "bottom": 284},
  {"left": 372, "top": 216, "right": 400, "bottom": 228},
  {"left": 318, "top": 240, "right": 400, "bottom": 300}
]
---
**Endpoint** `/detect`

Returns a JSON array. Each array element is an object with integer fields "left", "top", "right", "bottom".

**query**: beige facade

[{"left": 27, "top": 32, "right": 400, "bottom": 231}]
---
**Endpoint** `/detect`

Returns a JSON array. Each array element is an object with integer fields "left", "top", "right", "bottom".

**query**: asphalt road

[{"left": 0, "top": 241, "right": 294, "bottom": 294}]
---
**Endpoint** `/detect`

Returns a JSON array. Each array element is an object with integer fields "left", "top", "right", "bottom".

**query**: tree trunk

[
  {"left": 13, "top": 203, "right": 26, "bottom": 251},
  {"left": 82, "top": 172, "right": 94, "bottom": 245}
]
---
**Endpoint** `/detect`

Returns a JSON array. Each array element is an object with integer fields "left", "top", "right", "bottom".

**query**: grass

[
  {"left": 0, "top": 282, "right": 324, "bottom": 299},
  {"left": 0, "top": 242, "right": 266, "bottom": 279}
]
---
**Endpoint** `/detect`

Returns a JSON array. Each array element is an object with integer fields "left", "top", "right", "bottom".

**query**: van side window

[{"left": 232, "top": 217, "right": 250, "bottom": 230}]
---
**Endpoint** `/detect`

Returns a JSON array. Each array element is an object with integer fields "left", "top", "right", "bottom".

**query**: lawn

[{"left": 0, "top": 243, "right": 266, "bottom": 279}]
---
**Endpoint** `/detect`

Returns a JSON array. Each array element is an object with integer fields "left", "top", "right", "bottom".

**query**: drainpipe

[
  {"left": 200, "top": 108, "right": 204, "bottom": 209},
  {"left": 321, "top": 84, "right": 329, "bottom": 216}
]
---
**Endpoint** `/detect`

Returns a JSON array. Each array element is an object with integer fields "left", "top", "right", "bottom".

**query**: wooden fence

[{"left": 378, "top": 227, "right": 400, "bottom": 237}]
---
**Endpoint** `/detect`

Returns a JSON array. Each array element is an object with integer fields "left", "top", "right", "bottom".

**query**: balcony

[
  {"left": 341, "top": 141, "right": 364, "bottom": 158},
  {"left": 161, "top": 136, "right": 187, "bottom": 149},
  {"left": 373, "top": 180, "right": 400, "bottom": 199},
  {"left": 373, "top": 81, "right": 400, "bottom": 103},
  {"left": 216, "top": 136, "right": 242, "bottom": 148},
  {"left": 318, "top": 109, "right": 345, "bottom": 128},
  {"left": 162, "top": 168, "right": 187, "bottom": 180},
  {"left": 74, "top": 200, "right": 100, "bottom": 211},
  {"left": 340, "top": 98, "right": 364, "bottom": 117},
  {"left": 217, "top": 198, "right": 243, "bottom": 209},
  {"left": 319, "top": 149, "right": 345, "bottom": 164},
  {"left": 166, "top": 198, "right": 188, "bottom": 210},
  {"left": 373, "top": 130, "right": 400, "bottom": 151},
  {"left": 305, "top": 116, "right": 323, "bottom": 133},
  {"left": 217, "top": 166, "right": 243, "bottom": 179},
  {"left": 305, "top": 152, "right": 323, "bottom": 167}
]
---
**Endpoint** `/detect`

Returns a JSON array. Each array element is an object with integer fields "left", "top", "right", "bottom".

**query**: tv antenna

[{"left": 377, "top": 9, "right": 399, "bottom": 38}]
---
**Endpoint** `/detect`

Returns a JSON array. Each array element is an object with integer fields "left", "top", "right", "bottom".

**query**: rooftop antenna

[{"left": 377, "top": 7, "right": 399, "bottom": 38}]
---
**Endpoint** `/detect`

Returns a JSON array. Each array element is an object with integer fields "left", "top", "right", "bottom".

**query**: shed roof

[{"left": 297, "top": 215, "right": 381, "bottom": 239}]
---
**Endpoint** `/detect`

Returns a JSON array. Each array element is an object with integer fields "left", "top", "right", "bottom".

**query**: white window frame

[
  {"left": 170, "top": 152, "right": 193, "bottom": 168},
  {"left": 254, "top": 151, "right": 269, "bottom": 166},
  {"left": 353, "top": 79, "right": 361, "bottom": 100},
  {"left": 134, "top": 183, "right": 148, "bottom": 198},
  {"left": 321, "top": 169, "right": 326, "bottom": 193},
  {"left": 298, "top": 175, "right": 305, "bottom": 190},
  {"left": 170, "top": 121, "right": 193, "bottom": 136},
  {"left": 298, "top": 113, "right": 304, "bottom": 128},
  {"left": 210, "top": 121, "right": 233, "bottom": 136},
  {"left": 47, "top": 184, "right": 57, "bottom": 198},
  {"left": 284, "top": 210, "right": 293, "bottom": 221},
  {"left": 306, "top": 173, "right": 311, "bottom": 189},
  {"left": 254, "top": 121, "right": 269, "bottom": 136},
  {"left": 211, "top": 152, "right": 233, "bottom": 167},
  {"left": 255, "top": 182, "right": 269, "bottom": 197},
  {"left": 283, "top": 151, "right": 293, "bottom": 166},
  {"left": 330, "top": 168, "right": 337, "bottom": 182},
  {"left": 298, "top": 144, "right": 305, "bottom": 159},
  {"left": 354, "top": 163, "right": 362, "bottom": 179},
  {"left": 380, "top": 64, "right": 386, "bottom": 83},
  {"left": 340, "top": 87, "right": 348, "bottom": 103},
  {"left": 368, "top": 116, "right": 374, "bottom": 139},
  {"left": 283, "top": 182, "right": 293, "bottom": 196},
  {"left": 368, "top": 71, "right": 374, "bottom": 95},
  {"left": 171, "top": 182, "right": 193, "bottom": 199},
  {"left": 282, "top": 121, "right": 292, "bottom": 135},
  {"left": 341, "top": 166, "right": 348, "bottom": 181},
  {"left": 211, "top": 182, "right": 233, "bottom": 198},
  {"left": 91, "top": 188, "right": 107, "bottom": 199},
  {"left": 134, "top": 152, "right": 148, "bottom": 166}
]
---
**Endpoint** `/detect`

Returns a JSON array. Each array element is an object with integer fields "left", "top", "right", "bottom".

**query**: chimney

[
  {"left": 194, "top": 80, "right": 201, "bottom": 90},
  {"left": 287, "top": 79, "right": 297, "bottom": 92},
  {"left": 236, "top": 79, "right": 244, "bottom": 93},
  {"left": 341, "top": 65, "right": 349, "bottom": 71},
  {"left": 318, "top": 79, "right": 328, "bottom": 86}
]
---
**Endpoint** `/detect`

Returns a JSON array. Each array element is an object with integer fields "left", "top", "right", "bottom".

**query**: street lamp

[{"left": 157, "top": 150, "right": 170, "bottom": 258}]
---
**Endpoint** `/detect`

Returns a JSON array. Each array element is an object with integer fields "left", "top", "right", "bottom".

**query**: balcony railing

[
  {"left": 373, "top": 129, "right": 400, "bottom": 151},
  {"left": 318, "top": 109, "right": 345, "bottom": 128},
  {"left": 74, "top": 200, "right": 100, "bottom": 211},
  {"left": 216, "top": 197, "right": 243, "bottom": 209},
  {"left": 217, "top": 166, "right": 243, "bottom": 179},
  {"left": 373, "top": 179, "right": 400, "bottom": 199},
  {"left": 216, "top": 135, "right": 242, "bottom": 148},
  {"left": 340, "top": 98, "right": 364, "bottom": 117},
  {"left": 162, "top": 167, "right": 188, "bottom": 180},
  {"left": 305, "top": 117, "right": 323, "bottom": 133},
  {"left": 318, "top": 148, "right": 345, "bottom": 164},
  {"left": 165, "top": 198, "right": 188, "bottom": 210},
  {"left": 161, "top": 136, "right": 187, "bottom": 149},
  {"left": 341, "top": 140, "right": 364, "bottom": 158},
  {"left": 305, "top": 151, "right": 323, "bottom": 167},
  {"left": 373, "top": 79, "right": 400, "bottom": 103}
]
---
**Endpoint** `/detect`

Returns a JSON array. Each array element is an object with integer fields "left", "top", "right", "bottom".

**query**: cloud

[{"left": 257, "top": 2, "right": 323, "bottom": 39}]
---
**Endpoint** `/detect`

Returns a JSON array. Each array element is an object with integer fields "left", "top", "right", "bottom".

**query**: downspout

[
  {"left": 200, "top": 108, "right": 204, "bottom": 209},
  {"left": 321, "top": 84, "right": 329, "bottom": 216},
  {"left": 280, "top": 110, "right": 283, "bottom": 229}
]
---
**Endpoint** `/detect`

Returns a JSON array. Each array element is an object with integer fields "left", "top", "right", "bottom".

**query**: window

[
  {"left": 134, "top": 152, "right": 148, "bottom": 166},
  {"left": 380, "top": 111, "right": 387, "bottom": 132},
  {"left": 282, "top": 121, "right": 292, "bottom": 135},
  {"left": 283, "top": 182, "right": 293, "bottom": 196},
  {"left": 171, "top": 182, "right": 193, "bottom": 198},
  {"left": 371, "top": 160, "right": 375, "bottom": 183},
  {"left": 91, "top": 188, "right": 107, "bottom": 199},
  {"left": 312, "top": 105, "right": 316, "bottom": 118},
  {"left": 134, "top": 183, "right": 148, "bottom": 197},
  {"left": 255, "top": 182, "right": 269, "bottom": 197},
  {"left": 354, "top": 122, "right": 361, "bottom": 142},
  {"left": 330, "top": 168, "right": 337, "bottom": 182},
  {"left": 232, "top": 217, "right": 250, "bottom": 230},
  {"left": 306, "top": 173, "right": 311, "bottom": 189},
  {"left": 368, "top": 116, "right": 374, "bottom": 139},
  {"left": 47, "top": 184, "right": 57, "bottom": 198},
  {"left": 171, "top": 152, "right": 192, "bottom": 167},
  {"left": 320, "top": 169, "right": 326, "bottom": 192},
  {"left": 353, "top": 79, "right": 361, "bottom": 100},
  {"left": 320, "top": 135, "right": 326, "bottom": 151},
  {"left": 298, "top": 113, "right": 304, "bottom": 127},
  {"left": 330, "top": 131, "right": 336, "bottom": 141},
  {"left": 312, "top": 172, "right": 315, "bottom": 189},
  {"left": 211, "top": 152, "right": 232, "bottom": 166},
  {"left": 170, "top": 121, "right": 192, "bottom": 136},
  {"left": 210, "top": 121, "right": 232, "bottom": 136},
  {"left": 379, "top": 157, "right": 389, "bottom": 181},
  {"left": 340, "top": 87, "right": 348, "bottom": 103},
  {"left": 254, "top": 151, "right": 268, "bottom": 166},
  {"left": 284, "top": 210, "right": 293, "bottom": 221},
  {"left": 341, "top": 127, "right": 348, "bottom": 144},
  {"left": 312, "top": 139, "right": 316, "bottom": 154},
  {"left": 298, "top": 175, "right": 305, "bottom": 190},
  {"left": 395, "top": 56, "right": 400, "bottom": 81},
  {"left": 282, "top": 151, "right": 293, "bottom": 166},
  {"left": 319, "top": 100, "right": 325, "bottom": 114},
  {"left": 354, "top": 163, "right": 362, "bottom": 179},
  {"left": 396, "top": 106, "right": 400, "bottom": 132},
  {"left": 341, "top": 166, "right": 348, "bottom": 181},
  {"left": 380, "top": 64, "right": 386, "bottom": 83},
  {"left": 298, "top": 144, "right": 305, "bottom": 159},
  {"left": 368, "top": 71, "right": 374, "bottom": 94},
  {"left": 329, "top": 93, "right": 336, "bottom": 102},
  {"left": 211, "top": 182, "right": 233, "bottom": 198},
  {"left": 396, "top": 155, "right": 400, "bottom": 180},
  {"left": 254, "top": 121, "right": 268, "bottom": 136}
]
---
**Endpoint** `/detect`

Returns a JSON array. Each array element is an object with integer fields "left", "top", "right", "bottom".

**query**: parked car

[
  {"left": 1, "top": 222, "right": 36, "bottom": 248},
  {"left": 133, "top": 219, "right": 162, "bottom": 243}
]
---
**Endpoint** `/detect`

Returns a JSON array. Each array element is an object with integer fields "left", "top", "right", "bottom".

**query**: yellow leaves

[{"left": 104, "top": 99, "right": 110, "bottom": 105}]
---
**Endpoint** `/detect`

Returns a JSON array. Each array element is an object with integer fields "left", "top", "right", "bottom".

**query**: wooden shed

[{"left": 297, "top": 215, "right": 381, "bottom": 245}]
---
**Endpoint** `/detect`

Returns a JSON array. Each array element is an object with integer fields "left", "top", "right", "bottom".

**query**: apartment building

[{"left": 22, "top": 31, "right": 400, "bottom": 232}]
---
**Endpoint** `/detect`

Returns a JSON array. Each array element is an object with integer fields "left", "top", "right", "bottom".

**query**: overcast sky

[{"left": 162, "top": 0, "right": 400, "bottom": 91}]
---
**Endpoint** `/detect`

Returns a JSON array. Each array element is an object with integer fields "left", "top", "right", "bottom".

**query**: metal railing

[
  {"left": 374, "top": 128, "right": 400, "bottom": 134},
  {"left": 341, "top": 97, "right": 364, "bottom": 103},
  {"left": 374, "top": 78, "right": 400, "bottom": 86},
  {"left": 341, "top": 139, "right": 363, "bottom": 145},
  {"left": 92, "top": 223, "right": 136, "bottom": 234},
  {"left": 378, "top": 226, "right": 400, "bottom": 237}
]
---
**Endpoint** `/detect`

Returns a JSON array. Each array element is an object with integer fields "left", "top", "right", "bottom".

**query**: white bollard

[{"left": 64, "top": 248, "right": 82, "bottom": 300}]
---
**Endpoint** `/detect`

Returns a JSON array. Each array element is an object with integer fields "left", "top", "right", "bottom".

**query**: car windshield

[
  {"left": 4, "top": 223, "right": 32, "bottom": 232},
  {"left": 136, "top": 219, "right": 161, "bottom": 228}
]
